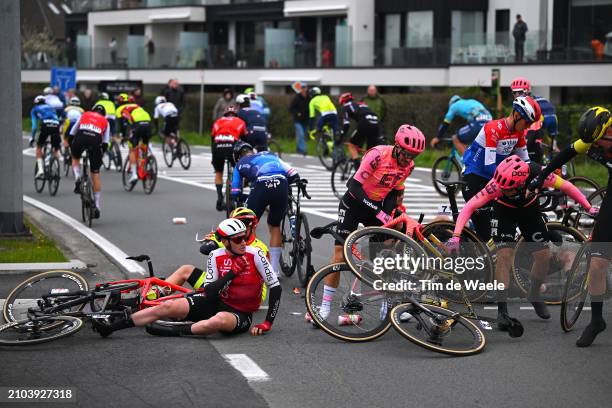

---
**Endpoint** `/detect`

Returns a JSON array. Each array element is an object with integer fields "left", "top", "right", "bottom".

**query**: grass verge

[{"left": 0, "top": 217, "right": 68, "bottom": 263}]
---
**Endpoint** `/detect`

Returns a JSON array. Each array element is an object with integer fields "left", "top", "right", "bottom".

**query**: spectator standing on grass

[
  {"left": 512, "top": 14, "right": 528, "bottom": 63},
  {"left": 213, "top": 88, "right": 234, "bottom": 121},
  {"left": 362, "top": 85, "right": 387, "bottom": 138},
  {"left": 289, "top": 82, "right": 309, "bottom": 156},
  {"left": 132, "top": 88, "right": 145, "bottom": 107},
  {"left": 162, "top": 79, "right": 185, "bottom": 115}
]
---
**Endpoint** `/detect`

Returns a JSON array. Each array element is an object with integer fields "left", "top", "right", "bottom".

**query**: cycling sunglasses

[
  {"left": 396, "top": 146, "right": 417, "bottom": 160},
  {"left": 229, "top": 235, "right": 247, "bottom": 244}
]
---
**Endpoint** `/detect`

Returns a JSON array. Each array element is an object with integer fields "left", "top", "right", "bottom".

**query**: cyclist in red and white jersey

[
  {"left": 92, "top": 219, "right": 281, "bottom": 338},
  {"left": 211, "top": 105, "right": 247, "bottom": 211}
]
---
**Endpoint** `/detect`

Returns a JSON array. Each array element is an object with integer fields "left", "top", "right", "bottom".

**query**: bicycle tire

[
  {"left": 268, "top": 140, "right": 282, "bottom": 159},
  {"left": 0, "top": 316, "right": 83, "bottom": 346},
  {"left": 279, "top": 212, "right": 296, "bottom": 277},
  {"left": 305, "top": 263, "right": 393, "bottom": 342},
  {"left": 102, "top": 149, "right": 112, "bottom": 170},
  {"left": 143, "top": 155, "right": 158, "bottom": 194},
  {"left": 420, "top": 221, "right": 494, "bottom": 303},
  {"left": 62, "top": 147, "right": 71, "bottom": 176},
  {"left": 162, "top": 141, "right": 174, "bottom": 167},
  {"left": 512, "top": 223, "right": 585, "bottom": 305},
  {"left": 112, "top": 142, "right": 122, "bottom": 172},
  {"left": 80, "top": 176, "right": 93, "bottom": 227},
  {"left": 48, "top": 157, "right": 61, "bottom": 196},
  {"left": 432, "top": 156, "right": 462, "bottom": 196},
  {"left": 317, "top": 133, "right": 334, "bottom": 171},
  {"left": 178, "top": 139, "right": 192, "bottom": 170},
  {"left": 34, "top": 161, "right": 46, "bottom": 193},
  {"left": 560, "top": 246, "right": 591, "bottom": 332},
  {"left": 331, "top": 159, "right": 355, "bottom": 199},
  {"left": 390, "top": 303, "right": 486, "bottom": 356},
  {"left": 296, "top": 213, "right": 313, "bottom": 288},
  {"left": 122, "top": 159, "right": 136, "bottom": 192},
  {"left": 343, "top": 226, "right": 429, "bottom": 292},
  {"left": 3, "top": 270, "right": 89, "bottom": 323},
  {"left": 224, "top": 160, "right": 233, "bottom": 217}
]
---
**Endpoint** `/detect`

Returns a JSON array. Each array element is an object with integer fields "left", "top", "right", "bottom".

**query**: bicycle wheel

[
  {"left": 317, "top": 133, "right": 334, "bottom": 170},
  {"left": 143, "top": 155, "right": 158, "bottom": 194},
  {"left": 34, "top": 161, "right": 46, "bottom": 193},
  {"left": 0, "top": 316, "right": 83, "bottom": 346},
  {"left": 390, "top": 303, "right": 485, "bottom": 356},
  {"left": 512, "top": 223, "right": 585, "bottom": 305},
  {"left": 62, "top": 148, "right": 71, "bottom": 176},
  {"left": 3, "top": 270, "right": 89, "bottom": 323},
  {"left": 48, "top": 157, "right": 61, "bottom": 196},
  {"left": 305, "top": 263, "right": 393, "bottom": 342},
  {"left": 268, "top": 140, "right": 282, "bottom": 158},
  {"left": 420, "top": 221, "right": 494, "bottom": 303},
  {"left": 279, "top": 212, "right": 296, "bottom": 277},
  {"left": 81, "top": 177, "right": 93, "bottom": 227},
  {"left": 162, "top": 141, "right": 174, "bottom": 167},
  {"left": 331, "top": 159, "right": 355, "bottom": 199},
  {"left": 102, "top": 150, "right": 112, "bottom": 170},
  {"left": 343, "top": 227, "right": 429, "bottom": 292},
  {"left": 561, "top": 246, "right": 592, "bottom": 332},
  {"left": 112, "top": 141, "right": 122, "bottom": 172},
  {"left": 295, "top": 213, "right": 313, "bottom": 288},
  {"left": 122, "top": 160, "right": 136, "bottom": 192},
  {"left": 432, "top": 156, "right": 461, "bottom": 196},
  {"left": 224, "top": 162, "right": 233, "bottom": 217},
  {"left": 177, "top": 140, "right": 192, "bottom": 170}
]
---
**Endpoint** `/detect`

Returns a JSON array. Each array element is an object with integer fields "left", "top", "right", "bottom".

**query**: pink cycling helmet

[
  {"left": 510, "top": 77, "right": 531, "bottom": 93},
  {"left": 493, "top": 155, "right": 530, "bottom": 189},
  {"left": 395, "top": 124, "right": 425, "bottom": 154}
]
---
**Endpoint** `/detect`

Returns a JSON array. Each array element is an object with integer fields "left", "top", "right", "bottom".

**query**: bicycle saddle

[{"left": 310, "top": 222, "right": 339, "bottom": 239}]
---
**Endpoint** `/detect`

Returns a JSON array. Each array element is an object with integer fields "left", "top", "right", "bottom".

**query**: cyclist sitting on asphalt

[
  {"left": 92, "top": 218, "right": 282, "bottom": 338},
  {"left": 236, "top": 94, "right": 268, "bottom": 152},
  {"left": 461, "top": 95, "right": 539, "bottom": 241},
  {"left": 529, "top": 106, "right": 612, "bottom": 347},
  {"left": 211, "top": 105, "right": 247, "bottom": 211},
  {"left": 153, "top": 95, "right": 180, "bottom": 146},
  {"left": 94, "top": 92, "right": 117, "bottom": 142},
  {"left": 307, "top": 125, "right": 425, "bottom": 323},
  {"left": 449, "top": 155, "right": 596, "bottom": 332},
  {"left": 244, "top": 88, "right": 270, "bottom": 123},
  {"left": 338, "top": 92, "right": 382, "bottom": 167},
  {"left": 430, "top": 95, "right": 493, "bottom": 155},
  {"left": 61, "top": 97, "right": 84, "bottom": 149},
  {"left": 117, "top": 95, "right": 153, "bottom": 184},
  {"left": 308, "top": 87, "right": 339, "bottom": 140},
  {"left": 231, "top": 141, "right": 301, "bottom": 276},
  {"left": 69, "top": 105, "right": 110, "bottom": 219},
  {"left": 31, "top": 95, "right": 61, "bottom": 179}
]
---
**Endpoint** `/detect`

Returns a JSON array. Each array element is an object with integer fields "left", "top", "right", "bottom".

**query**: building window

[{"left": 406, "top": 11, "right": 433, "bottom": 48}]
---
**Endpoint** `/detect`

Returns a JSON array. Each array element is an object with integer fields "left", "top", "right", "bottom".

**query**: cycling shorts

[
  {"left": 349, "top": 119, "right": 381, "bottom": 150},
  {"left": 317, "top": 113, "right": 339, "bottom": 135},
  {"left": 461, "top": 173, "right": 492, "bottom": 242},
  {"left": 37, "top": 120, "right": 61, "bottom": 149},
  {"left": 245, "top": 131, "right": 268, "bottom": 152},
  {"left": 590, "top": 181, "right": 612, "bottom": 259},
  {"left": 163, "top": 116, "right": 179, "bottom": 137},
  {"left": 246, "top": 175, "right": 288, "bottom": 227},
  {"left": 186, "top": 267, "right": 208, "bottom": 290},
  {"left": 129, "top": 121, "right": 152, "bottom": 147},
  {"left": 335, "top": 191, "right": 396, "bottom": 245},
  {"left": 185, "top": 293, "right": 252, "bottom": 335},
  {"left": 108, "top": 118, "right": 116, "bottom": 136},
  {"left": 211, "top": 143, "right": 234, "bottom": 173},
  {"left": 71, "top": 131, "right": 103, "bottom": 173},
  {"left": 491, "top": 200, "right": 548, "bottom": 250},
  {"left": 457, "top": 119, "right": 487, "bottom": 145}
]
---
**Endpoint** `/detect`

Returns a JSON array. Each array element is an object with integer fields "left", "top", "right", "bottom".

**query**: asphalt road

[{"left": 1, "top": 140, "right": 610, "bottom": 408}]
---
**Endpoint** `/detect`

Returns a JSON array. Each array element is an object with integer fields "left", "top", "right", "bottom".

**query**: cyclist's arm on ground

[
  {"left": 69, "top": 117, "right": 82, "bottom": 137},
  {"left": 545, "top": 173, "right": 592, "bottom": 210},
  {"left": 230, "top": 166, "right": 243, "bottom": 198},
  {"left": 453, "top": 181, "right": 498, "bottom": 236},
  {"left": 253, "top": 249, "right": 281, "bottom": 325}
]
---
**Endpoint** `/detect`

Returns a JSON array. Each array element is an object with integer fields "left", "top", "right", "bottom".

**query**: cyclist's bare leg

[
  {"left": 529, "top": 247, "right": 551, "bottom": 283},
  {"left": 347, "top": 142, "right": 360, "bottom": 161},
  {"left": 215, "top": 171, "right": 223, "bottom": 186},
  {"left": 70, "top": 157, "right": 82, "bottom": 180},
  {"left": 91, "top": 172, "right": 102, "bottom": 209},
  {"left": 324, "top": 246, "right": 343, "bottom": 288},
  {"left": 130, "top": 298, "right": 190, "bottom": 326},
  {"left": 165, "top": 264, "right": 196, "bottom": 287},
  {"left": 451, "top": 134, "right": 467, "bottom": 155},
  {"left": 129, "top": 147, "right": 137, "bottom": 176},
  {"left": 588, "top": 257, "right": 609, "bottom": 297},
  {"left": 189, "top": 312, "right": 237, "bottom": 335},
  {"left": 495, "top": 247, "right": 513, "bottom": 315}
]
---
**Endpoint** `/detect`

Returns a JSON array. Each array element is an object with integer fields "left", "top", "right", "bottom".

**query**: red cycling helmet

[
  {"left": 510, "top": 77, "right": 531, "bottom": 93},
  {"left": 493, "top": 155, "right": 530, "bottom": 190},
  {"left": 223, "top": 105, "right": 238, "bottom": 116},
  {"left": 513, "top": 95, "right": 541, "bottom": 123},
  {"left": 339, "top": 92, "right": 353, "bottom": 105},
  {"left": 394, "top": 124, "right": 425, "bottom": 154}
]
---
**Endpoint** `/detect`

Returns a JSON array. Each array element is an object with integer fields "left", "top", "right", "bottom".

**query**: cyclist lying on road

[{"left": 92, "top": 219, "right": 281, "bottom": 337}]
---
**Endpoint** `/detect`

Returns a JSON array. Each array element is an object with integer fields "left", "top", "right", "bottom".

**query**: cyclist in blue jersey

[
  {"left": 244, "top": 88, "right": 270, "bottom": 123},
  {"left": 430, "top": 95, "right": 493, "bottom": 155},
  {"left": 31, "top": 95, "right": 61, "bottom": 179},
  {"left": 236, "top": 94, "right": 268, "bottom": 152},
  {"left": 231, "top": 141, "right": 301, "bottom": 276}
]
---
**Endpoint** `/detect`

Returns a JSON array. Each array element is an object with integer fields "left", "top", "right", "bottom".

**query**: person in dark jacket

[
  {"left": 213, "top": 88, "right": 234, "bottom": 121},
  {"left": 289, "top": 82, "right": 309, "bottom": 155},
  {"left": 161, "top": 79, "right": 185, "bottom": 114},
  {"left": 512, "top": 14, "right": 528, "bottom": 63}
]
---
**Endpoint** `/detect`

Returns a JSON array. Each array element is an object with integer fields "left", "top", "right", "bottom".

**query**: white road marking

[
  {"left": 483, "top": 306, "right": 498, "bottom": 310},
  {"left": 23, "top": 196, "right": 145, "bottom": 275},
  {"left": 519, "top": 306, "right": 535, "bottom": 310},
  {"left": 224, "top": 354, "right": 269, "bottom": 382}
]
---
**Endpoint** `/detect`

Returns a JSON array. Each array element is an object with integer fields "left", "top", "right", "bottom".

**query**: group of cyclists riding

[{"left": 30, "top": 79, "right": 612, "bottom": 348}]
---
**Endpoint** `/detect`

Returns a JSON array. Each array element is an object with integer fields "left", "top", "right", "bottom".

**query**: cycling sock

[
  {"left": 94, "top": 192, "right": 101, "bottom": 209},
  {"left": 496, "top": 290, "right": 508, "bottom": 314},
  {"left": 109, "top": 316, "right": 135, "bottom": 332},
  {"left": 320, "top": 285, "right": 336, "bottom": 318},
  {"left": 72, "top": 165, "right": 81, "bottom": 180},
  {"left": 269, "top": 247, "right": 282, "bottom": 275},
  {"left": 131, "top": 163, "right": 137, "bottom": 176},
  {"left": 591, "top": 296, "right": 604, "bottom": 320},
  {"left": 215, "top": 184, "right": 223, "bottom": 198},
  {"left": 180, "top": 324, "right": 193, "bottom": 336},
  {"left": 36, "top": 158, "right": 44, "bottom": 171}
]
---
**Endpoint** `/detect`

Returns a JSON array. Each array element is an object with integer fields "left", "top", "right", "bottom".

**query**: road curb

[{"left": 0, "top": 259, "right": 88, "bottom": 273}]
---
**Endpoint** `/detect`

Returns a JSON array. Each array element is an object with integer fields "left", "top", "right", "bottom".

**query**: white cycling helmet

[
  {"left": 43, "top": 87, "right": 53, "bottom": 95},
  {"left": 215, "top": 219, "right": 247, "bottom": 240},
  {"left": 100, "top": 92, "right": 110, "bottom": 100},
  {"left": 69, "top": 96, "right": 80, "bottom": 106},
  {"left": 235, "top": 94, "right": 249, "bottom": 105},
  {"left": 310, "top": 86, "right": 321, "bottom": 96},
  {"left": 155, "top": 96, "right": 166, "bottom": 105},
  {"left": 34, "top": 95, "right": 46, "bottom": 104}
]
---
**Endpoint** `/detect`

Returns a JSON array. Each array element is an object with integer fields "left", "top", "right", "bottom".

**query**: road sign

[{"left": 50, "top": 66, "right": 76, "bottom": 91}]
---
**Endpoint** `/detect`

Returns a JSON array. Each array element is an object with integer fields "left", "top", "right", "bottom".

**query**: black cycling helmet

[
  {"left": 233, "top": 140, "right": 253, "bottom": 163},
  {"left": 577, "top": 106, "right": 612, "bottom": 143},
  {"left": 92, "top": 104, "right": 106, "bottom": 116}
]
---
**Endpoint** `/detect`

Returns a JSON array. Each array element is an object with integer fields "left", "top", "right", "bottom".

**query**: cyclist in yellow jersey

[
  {"left": 117, "top": 96, "right": 152, "bottom": 184},
  {"left": 308, "top": 87, "right": 339, "bottom": 139},
  {"left": 530, "top": 106, "right": 612, "bottom": 347},
  {"left": 94, "top": 92, "right": 118, "bottom": 139}
]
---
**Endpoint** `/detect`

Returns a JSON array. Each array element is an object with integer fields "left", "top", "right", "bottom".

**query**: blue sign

[{"left": 50, "top": 66, "right": 76, "bottom": 92}]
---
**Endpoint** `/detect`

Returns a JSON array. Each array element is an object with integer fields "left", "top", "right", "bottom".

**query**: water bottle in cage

[{"left": 289, "top": 215, "right": 296, "bottom": 238}]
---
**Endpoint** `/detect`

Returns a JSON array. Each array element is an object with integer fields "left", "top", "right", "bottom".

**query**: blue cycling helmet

[{"left": 449, "top": 95, "right": 461, "bottom": 107}]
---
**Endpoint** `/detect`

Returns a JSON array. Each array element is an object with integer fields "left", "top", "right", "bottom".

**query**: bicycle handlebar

[{"left": 291, "top": 179, "right": 311, "bottom": 200}]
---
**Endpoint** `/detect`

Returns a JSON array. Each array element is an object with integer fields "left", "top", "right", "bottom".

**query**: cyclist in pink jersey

[
  {"left": 448, "top": 155, "right": 596, "bottom": 332},
  {"left": 306, "top": 125, "right": 425, "bottom": 324}
]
